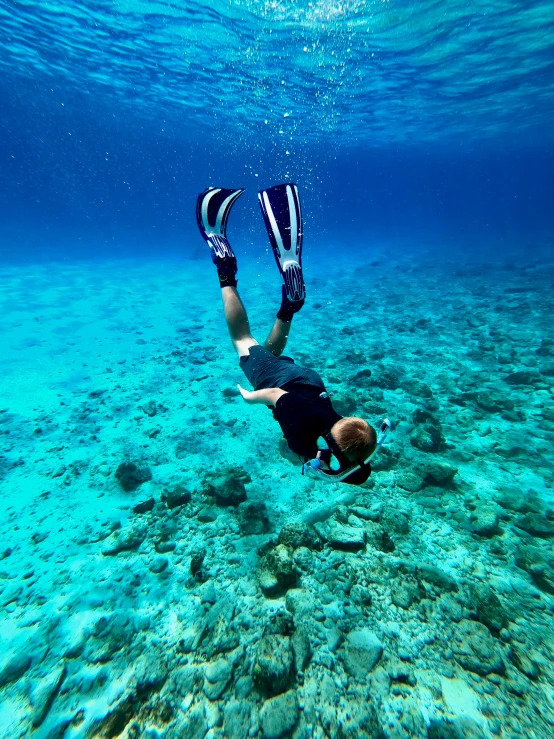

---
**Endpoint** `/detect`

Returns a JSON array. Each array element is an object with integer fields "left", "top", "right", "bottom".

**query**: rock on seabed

[
  {"left": 326, "top": 521, "right": 366, "bottom": 551},
  {"left": 342, "top": 629, "right": 383, "bottom": 679},
  {"left": 260, "top": 690, "right": 299, "bottom": 739},
  {"left": 0, "top": 651, "right": 31, "bottom": 688},
  {"left": 253, "top": 634, "right": 294, "bottom": 695},
  {"left": 452, "top": 620, "right": 505, "bottom": 676},
  {"left": 101, "top": 523, "right": 147, "bottom": 555}
]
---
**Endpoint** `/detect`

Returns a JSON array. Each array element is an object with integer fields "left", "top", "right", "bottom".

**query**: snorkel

[{"left": 302, "top": 418, "right": 392, "bottom": 485}]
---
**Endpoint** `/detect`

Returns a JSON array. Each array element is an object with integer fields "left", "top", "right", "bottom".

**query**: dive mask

[{"left": 302, "top": 418, "right": 392, "bottom": 486}]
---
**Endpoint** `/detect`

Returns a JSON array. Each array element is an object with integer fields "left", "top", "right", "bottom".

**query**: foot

[{"left": 277, "top": 285, "right": 305, "bottom": 322}]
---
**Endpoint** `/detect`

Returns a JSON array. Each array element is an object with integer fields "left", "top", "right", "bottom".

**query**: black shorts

[{"left": 240, "top": 345, "right": 326, "bottom": 392}]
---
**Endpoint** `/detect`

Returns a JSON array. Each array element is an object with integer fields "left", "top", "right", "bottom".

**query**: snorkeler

[{"left": 196, "top": 183, "right": 390, "bottom": 485}]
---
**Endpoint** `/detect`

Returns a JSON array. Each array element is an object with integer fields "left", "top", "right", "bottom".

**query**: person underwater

[{"left": 196, "top": 183, "right": 390, "bottom": 485}]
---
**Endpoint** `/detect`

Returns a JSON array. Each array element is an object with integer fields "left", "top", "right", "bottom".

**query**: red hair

[{"left": 331, "top": 417, "right": 377, "bottom": 462}]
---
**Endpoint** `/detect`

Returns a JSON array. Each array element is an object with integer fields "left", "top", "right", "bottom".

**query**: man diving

[{"left": 196, "top": 183, "right": 389, "bottom": 485}]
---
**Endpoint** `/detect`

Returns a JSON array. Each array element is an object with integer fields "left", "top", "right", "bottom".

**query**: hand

[
  {"left": 237, "top": 384, "right": 256, "bottom": 403},
  {"left": 237, "top": 385, "right": 286, "bottom": 406}
]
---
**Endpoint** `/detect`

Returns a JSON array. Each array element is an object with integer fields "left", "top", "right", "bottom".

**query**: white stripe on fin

[
  {"left": 292, "top": 184, "right": 302, "bottom": 257},
  {"left": 215, "top": 191, "right": 240, "bottom": 235},
  {"left": 286, "top": 185, "right": 297, "bottom": 257},
  {"left": 201, "top": 188, "right": 221, "bottom": 234},
  {"left": 262, "top": 191, "right": 286, "bottom": 259}
]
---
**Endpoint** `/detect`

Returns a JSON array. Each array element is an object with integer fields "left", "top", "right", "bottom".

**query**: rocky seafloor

[{"left": 0, "top": 250, "right": 553, "bottom": 739}]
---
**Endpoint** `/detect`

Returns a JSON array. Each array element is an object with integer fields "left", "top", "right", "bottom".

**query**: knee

[
  {"left": 235, "top": 337, "right": 259, "bottom": 356},
  {"left": 264, "top": 340, "right": 281, "bottom": 357}
]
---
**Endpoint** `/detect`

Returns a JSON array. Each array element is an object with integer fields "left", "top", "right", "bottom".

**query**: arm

[{"left": 237, "top": 385, "right": 287, "bottom": 406}]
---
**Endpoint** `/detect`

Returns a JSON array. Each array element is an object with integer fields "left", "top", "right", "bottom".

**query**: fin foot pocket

[
  {"left": 207, "top": 234, "right": 235, "bottom": 263},
  {"left": 284, "top": 262, "right": 305, "bottom": 303}
]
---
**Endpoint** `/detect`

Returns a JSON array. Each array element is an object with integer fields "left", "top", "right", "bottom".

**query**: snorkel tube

[{"left": 303, "top": 418, "right": 392, "bottom": 485}]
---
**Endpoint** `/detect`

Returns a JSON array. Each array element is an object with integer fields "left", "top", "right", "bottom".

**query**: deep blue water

[{"left": 1, "top": 0, "right": 553, "bottom": 264}]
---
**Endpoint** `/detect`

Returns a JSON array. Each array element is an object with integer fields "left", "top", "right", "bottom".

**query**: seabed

[{"left": 1, "top": 250, "right": 553, "bottom": 738}]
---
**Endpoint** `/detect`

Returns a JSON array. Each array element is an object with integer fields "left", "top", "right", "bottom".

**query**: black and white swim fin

[
  {"left": 196, "top": 187, "right": 244, "bottom": 262},
  {"left": 258, "top": 183, "right": 306, "bottom": 303}
]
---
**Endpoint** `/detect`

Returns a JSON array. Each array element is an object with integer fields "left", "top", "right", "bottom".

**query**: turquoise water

[{"left": 1, "top": 0, "right": 554, "bottom": 737}]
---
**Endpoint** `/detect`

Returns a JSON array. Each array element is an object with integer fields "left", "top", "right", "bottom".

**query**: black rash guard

[{"left": 272, "top": 387, "right": 343, "bottom": 459}]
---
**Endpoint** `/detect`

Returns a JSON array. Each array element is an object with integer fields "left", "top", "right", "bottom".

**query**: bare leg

[
  {"left": 221, "top": 286, "right": 259, "bottom": 357},
  {"left": 264, "top": 317, "right": 292, "bottom": 357}
]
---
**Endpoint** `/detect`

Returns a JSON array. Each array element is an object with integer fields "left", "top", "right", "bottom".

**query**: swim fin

[
  {"left": 258, "top": 183, "right": 306, "bottom": 303},
  {"left": 196, "top": 187, "right": 244, "bottom": 262}
]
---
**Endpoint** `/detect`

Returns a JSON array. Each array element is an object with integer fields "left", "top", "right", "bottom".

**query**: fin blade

[
  {"left": 258, "top": 183, "right": 305, "bottom": 303},
  {"left": 196, "top": 187, "right": 244, "bottom": 241}
]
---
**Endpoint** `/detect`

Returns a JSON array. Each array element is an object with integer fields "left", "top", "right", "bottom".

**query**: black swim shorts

[{"left": 240, "top": 345, "right": 326, "bottom": 392}]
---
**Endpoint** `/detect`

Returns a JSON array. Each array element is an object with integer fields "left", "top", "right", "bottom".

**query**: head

[{"left": 330, "top": 417, "right": 377, "bottom": 463}]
